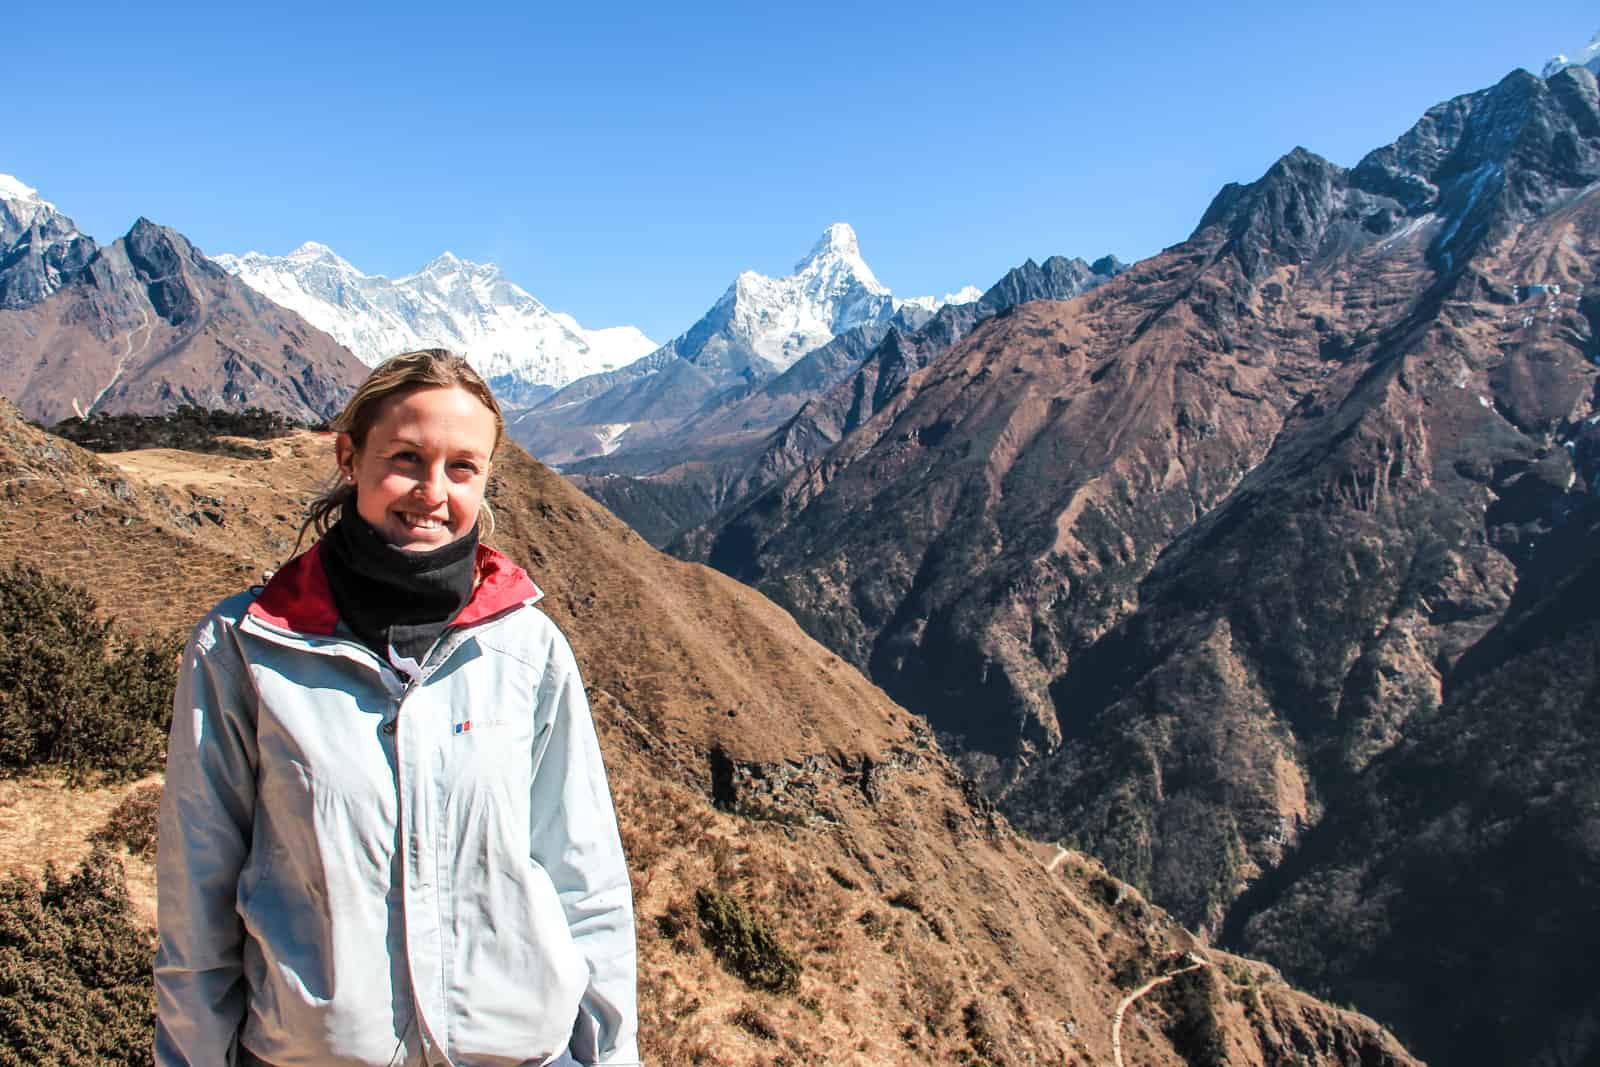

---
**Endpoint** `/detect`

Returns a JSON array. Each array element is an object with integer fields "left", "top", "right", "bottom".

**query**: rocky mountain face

[
  {"left": 572, "top": 253, "right": 1126, "bottom": 548},
  {"left": 1225, "top": 514, "right": 1600, "bottom": 1067},
  {"left": 214, "top": 243, "right": 657, "bottom": 406},
  {"left": 508, "top": 223, "right": 978, "bottom": 469},
  {"left": 0, "top": 398, "right": 1421, "bottom": 1066},
  {"left": 0, "top": 175, "right": 98, "bottom": 310},
  {"left": 0, "top": 182, "right": 367, "bottom": 426},
  {"left": 695, "top": 64, "right": 1600, "bottom": 1066}
]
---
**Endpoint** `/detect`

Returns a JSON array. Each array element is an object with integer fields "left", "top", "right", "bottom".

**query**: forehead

[{"left": 366, "top": 386, "right": 497, "bottom": 453}]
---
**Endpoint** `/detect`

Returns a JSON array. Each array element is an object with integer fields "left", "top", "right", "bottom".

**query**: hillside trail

[
  {"left": 88, "top": 304, "right": 152, "bottom": 414},
  {"left": 1111, "top": 960, "right": 1210, "bottom": 1067},
  {"left": 1038, "top": 844, "right": 1108, "bottom": 931}
]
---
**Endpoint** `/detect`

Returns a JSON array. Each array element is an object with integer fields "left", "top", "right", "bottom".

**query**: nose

[{"left": 413, "top": 462, "right": 448, "bottom": 505}]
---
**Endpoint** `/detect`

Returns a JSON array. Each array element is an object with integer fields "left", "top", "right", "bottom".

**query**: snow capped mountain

[
  {"left": 1543, "top": 29, "right": 1600, "bottom": 78},
  {"left": 0, "top": 175, "right": 68, "bottom": 236},
  {"left": 508, "top": 222, "right": 982, "bottom": 467},
  {"left": 0, "top": 173, "right": 98, "bottom": 310},
  {"left": 688, "top": 222, "right": 975, "bottom": 374},
  {"left": 894, "top": 285, "right": 984, "bottom": 316},
  {"left": 213, "top": 243, "right": 657, "bottom": 405}
]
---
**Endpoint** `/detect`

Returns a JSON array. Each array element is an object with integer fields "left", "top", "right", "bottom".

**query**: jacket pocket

[{"left": 445, "top": 856, "right": 587, "bottom": 1062}]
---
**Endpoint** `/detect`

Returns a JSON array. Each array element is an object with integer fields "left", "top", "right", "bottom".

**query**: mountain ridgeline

[
  {"left": 689, "top": 65, "right": 1600, "bottom": 1067},
  {"left": 0, "top": 181, "right": 365, "bottom": 425},
  {"left": 560, "top": 250, "right": 1126, "bottom": 548},
  {"left": 213, "top": 243, "right": 659, "bottom": 405}
]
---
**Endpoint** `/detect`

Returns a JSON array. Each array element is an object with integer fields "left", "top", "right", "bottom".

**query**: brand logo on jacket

[{"left": 452, "top": 717, "right": 507, "bottom": 735}]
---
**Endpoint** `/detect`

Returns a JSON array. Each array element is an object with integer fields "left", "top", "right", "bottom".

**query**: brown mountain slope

[
  {"left": 0, "top": 402, "right": 1417, "bottom": 1065},
  {"left": 691, "top": 66, "right": 1600, "bottom": 1066},
  {"left": 700, "top": 66, "right": 1600, "bottom": 926},
  {"left": 0, "top": 218, "right": 365, "bottom": 425}
]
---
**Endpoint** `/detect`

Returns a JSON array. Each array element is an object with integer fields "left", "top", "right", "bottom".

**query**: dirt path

[
  {"left": 89, "top": 304, "right": 152, "bottom": 413},
  {"left": 1111, "top": 960, "right": 1209, "bottom": 1067}
]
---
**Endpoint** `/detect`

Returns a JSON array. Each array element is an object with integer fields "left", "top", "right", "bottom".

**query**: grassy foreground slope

[{"left": 0, "top": 401, "right": 1418, "bottom": 1065}]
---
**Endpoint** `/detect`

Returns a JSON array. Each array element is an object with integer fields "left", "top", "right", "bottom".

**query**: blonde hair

[{"left": 293, "top": 349, "right": 503, "bottom": 556}]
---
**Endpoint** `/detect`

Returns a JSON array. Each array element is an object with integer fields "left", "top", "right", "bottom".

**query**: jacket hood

[{"left": 249, "top": 541, "right": 543, "bottom": 636}]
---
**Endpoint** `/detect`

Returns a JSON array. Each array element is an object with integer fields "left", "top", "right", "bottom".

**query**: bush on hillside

[
  {"left": 0, "top": 847, "right": 155, "bottom": 1066},
  {"left": 0, "top": 563, "right": 177, "bottom": 782},
  {"left": 695, "top": 886, "right": 801, "bottom": 994},
  {"left": 93, "top": 783, "right": 164, "bottom": 860},
  {"left": 48, "top": 405, "right": 308, "bottom": 458}
]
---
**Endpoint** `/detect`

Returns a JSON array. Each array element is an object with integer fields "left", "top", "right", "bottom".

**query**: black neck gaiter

[{"left": 319, "top": 500, "right": 479, "bottom": 669}]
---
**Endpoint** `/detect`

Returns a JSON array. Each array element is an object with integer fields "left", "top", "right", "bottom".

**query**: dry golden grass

[{"left": 0, "top": 774, "right": 161, "bottom": 928}]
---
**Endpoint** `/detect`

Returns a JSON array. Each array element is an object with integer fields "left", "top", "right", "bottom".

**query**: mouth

[{"left": 397, "top": 512, "right": 447, "bottom": 533}]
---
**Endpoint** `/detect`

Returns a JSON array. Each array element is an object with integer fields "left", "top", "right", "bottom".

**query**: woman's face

[{"left": 336, "top": 385, "right": 497, "bottom": 551}]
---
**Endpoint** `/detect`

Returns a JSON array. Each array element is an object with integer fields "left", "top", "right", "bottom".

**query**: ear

[{"left": 335, "top": 433, "right": 356, "bottom": 482}]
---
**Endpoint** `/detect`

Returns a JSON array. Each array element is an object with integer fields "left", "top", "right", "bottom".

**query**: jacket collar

[{"left": 249, "top": 540, "right": 543, "bottom": 637}]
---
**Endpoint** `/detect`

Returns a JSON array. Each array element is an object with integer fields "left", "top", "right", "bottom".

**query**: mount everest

[
  {"left": 213, "top": 243, "right": 658, "bottom": 405},
  {"left": 214, "top": 222, "right": 975, "bottom": 412}
]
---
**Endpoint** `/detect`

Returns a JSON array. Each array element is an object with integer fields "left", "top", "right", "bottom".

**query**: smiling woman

[
  {"left": 154, "top": 349, "right": 639, "bottom": 1067},
  {"left": 336, "top": 377, "right": 498, "bottom": 550}
]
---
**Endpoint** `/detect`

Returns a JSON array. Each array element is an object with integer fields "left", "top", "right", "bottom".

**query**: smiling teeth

[{"left": 404, "top": 515, "right": 443, "bottom": 529}]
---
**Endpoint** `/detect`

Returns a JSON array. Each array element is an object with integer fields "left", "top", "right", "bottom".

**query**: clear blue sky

[{"left": 8, "top": 2, "right": 1595, "bottom": 342}]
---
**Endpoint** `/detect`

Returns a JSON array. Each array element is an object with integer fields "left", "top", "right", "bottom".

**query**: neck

[{"left": 319, "top": 502, "right": 480, "bottom": 665}]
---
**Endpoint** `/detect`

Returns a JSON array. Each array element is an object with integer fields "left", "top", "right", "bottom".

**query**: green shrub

[
  {"left": 48, "top": 405, "right": 306, "bottom": 457},
  {"left": 694, "top": 886, "right": 801, "bottom": 994},
  {"left": 0, "top": 847, "right": 155, "bottom": 1066},
  {"left": 0, "top": 563, "right": 177, "bottom": 783}
]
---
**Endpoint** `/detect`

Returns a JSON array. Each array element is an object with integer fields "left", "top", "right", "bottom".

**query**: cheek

[
  {"left": 449, "top": 483, "right": 487, "bottom": 518},
  {"left": 358, "top": 472, "right": 416, "bottom": 508}
]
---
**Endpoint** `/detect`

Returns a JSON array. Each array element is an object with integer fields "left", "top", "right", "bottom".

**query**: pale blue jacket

[{"left": 155, "top": 543, "right": 640, "bottom": 1067}]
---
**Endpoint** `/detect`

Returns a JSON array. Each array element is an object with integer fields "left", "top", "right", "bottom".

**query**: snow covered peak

[
  {"left": 792, "top": 222, "right": 886, "bottom": 291},
  {"left": 0, "top": 174, "right": 49, "bottom": 207},
  {"left": 1543, "top": 30, "right": 1600, "bottom": 78},
  {"left": 216, "top": 242, "right": 656, "bottom": 400},
  {"left": 894, "top": 285, "right": 984, "bottom": 316},
  {"left": 678, "top": 224, "right": 973, "bottom": 374},
  {"left": 0, "top": 173, "right": 67, "bottom": 233},
  {"left": 797, "top": 222, "right": 862, "bottom": 268},
  {"left": 288, "top": 240, "right": 339, "bottom": 260}
]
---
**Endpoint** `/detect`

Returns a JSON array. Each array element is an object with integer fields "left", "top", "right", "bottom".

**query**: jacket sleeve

[
  {"left": 529, "top": 626, "right": 640, "bottom": 1067},
  {"left": 154, "top": 607, "right": 259, "bottom": 1067}
]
